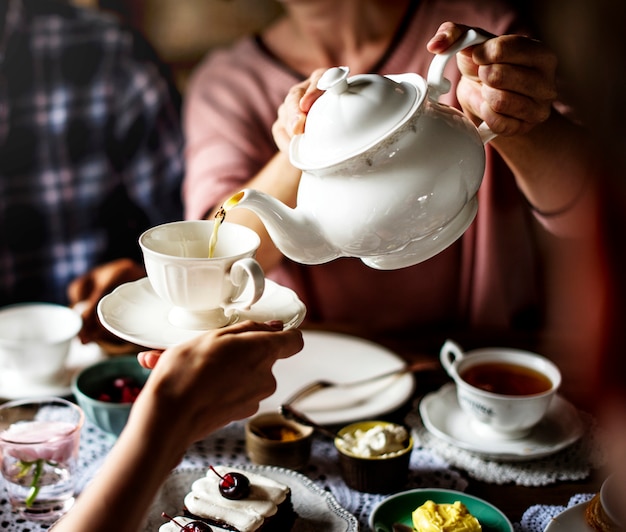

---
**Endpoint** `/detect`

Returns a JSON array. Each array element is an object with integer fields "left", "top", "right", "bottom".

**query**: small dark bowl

[
  {"left": 245, "top": 412, "right": 313, "bottom": 470},
  {"left": 72, "top": 356, "right": 151, "bottom": 436},
  {"left": 335, "top": 420, "right": 413, "bottom": 494}
]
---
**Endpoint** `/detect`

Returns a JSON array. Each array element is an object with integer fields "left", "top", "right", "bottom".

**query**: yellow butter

[{"left": 412, "top": 500, "right": 482, "bottom": 532}]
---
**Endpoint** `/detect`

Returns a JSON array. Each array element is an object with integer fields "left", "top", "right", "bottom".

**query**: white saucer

[
  {"left": 419, "top": 383, "right": 584, "bottom": 461},
  {"left": 97, "top": 277, "right": 306, "bottom": 350},
  {"left": 0, "top": 339, "right": 105, "bottom": 400},
  {"left": 544, "top": 501, "right": 593, "bottom": 531}
]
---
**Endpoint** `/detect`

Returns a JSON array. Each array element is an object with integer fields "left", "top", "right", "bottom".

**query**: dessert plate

[
  {"left": 419, "top": 383, "right": 584, "bottom": 461},
  {"left": 544, "top": 501, "right": 593, "bottom": 531},
  {"left": 369, "top": 488, "right": 513, "bottom": 532},
  {"left": 0, "top": 339, "right": 105, "bottom": 400},
  {"left": 97, "top": 277, "right": 306, "bottom": 349},
  {"left": 257, "top": 330, "right": 415, "bottom": 425},
  {"left": 142, "top": 465, "right": 358, "bottom": 531}
]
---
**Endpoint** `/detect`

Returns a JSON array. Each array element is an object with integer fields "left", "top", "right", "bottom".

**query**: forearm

[
  {"left": 52, "top": 406, "right": 187, "bottom": 532},
  {"left": 491, "top": 111, "right": 598, "bottom": 237},
  {"left": 208, "top": 151, "right": 301, "bottom": 271}
]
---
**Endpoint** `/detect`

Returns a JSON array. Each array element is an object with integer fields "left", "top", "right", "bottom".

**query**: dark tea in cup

[
  {"left": 440, "top": 339, "right": 562, "bottom": 438},
  {"left": 460, "top": 361, "right": 553, "bottom": 396}
]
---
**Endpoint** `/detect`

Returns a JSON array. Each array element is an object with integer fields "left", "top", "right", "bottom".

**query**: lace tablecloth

[
  {"left": 0, "top": 420, "right": 466, "bottom": 531},
  {"left": 513, "top": 493, "right": 595, "bottom": 532},
  {"left": 406, "top": 395, "right": 607, "bottom": 487},
  {"left": 0, "top": 401, "right": 604, "bottom": 531}
]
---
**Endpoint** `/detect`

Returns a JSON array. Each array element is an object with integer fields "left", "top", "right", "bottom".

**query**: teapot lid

[{"left": 290, "top": 66, "right": 426, "bottom": 170}]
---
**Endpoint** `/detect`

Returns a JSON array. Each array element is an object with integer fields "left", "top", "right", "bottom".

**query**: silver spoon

[
  {"left": 282, "top": 359, "right": 439, "bottom": 406},
  {"left": 279, "top": 404, "right": 346, "bottom": 442}
]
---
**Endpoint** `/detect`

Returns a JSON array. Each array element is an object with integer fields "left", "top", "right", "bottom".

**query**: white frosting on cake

[{"left": 183, "top": 466, "right": 290, "bottom": 532}]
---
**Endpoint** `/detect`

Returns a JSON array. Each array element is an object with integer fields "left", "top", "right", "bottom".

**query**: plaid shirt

[{"left": 0, "top": 0, "right": 184, "bottom": 305}]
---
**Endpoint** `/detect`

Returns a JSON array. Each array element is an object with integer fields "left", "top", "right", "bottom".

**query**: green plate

[{"left": 369, "top": 488, "right": 513, "bottom": 532}]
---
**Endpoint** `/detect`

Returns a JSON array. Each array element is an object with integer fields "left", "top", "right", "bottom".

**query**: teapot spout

[{"left": 225, "top": 189, "right": 341, "bottom": 265}]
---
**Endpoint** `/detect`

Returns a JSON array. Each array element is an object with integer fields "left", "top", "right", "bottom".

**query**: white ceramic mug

[
  {"left": 0, "top": 303, "right": 82, "bottom": 385},
  {"left": 439, "top": 339, "right": 561, "bottom": 439},
  {"left": 139, "top": 220, "right": 265, "bottom": 329}
]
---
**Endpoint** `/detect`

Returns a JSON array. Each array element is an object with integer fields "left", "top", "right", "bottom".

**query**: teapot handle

[{"left": 426, "top": 28, "right": 496, "bottom": 144}]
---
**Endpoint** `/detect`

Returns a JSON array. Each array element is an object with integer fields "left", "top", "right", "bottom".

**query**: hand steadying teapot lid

[
  {"left": 290, "top": 66, "right": 426, "bottom": 169},
  {"left": 290, "top": 29, "right": 495, "bottom": 171}
]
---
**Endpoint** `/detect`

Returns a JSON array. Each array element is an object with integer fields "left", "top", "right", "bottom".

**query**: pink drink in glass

[{"left": 0, "top": 398, "right": 83, "bottom": 521}]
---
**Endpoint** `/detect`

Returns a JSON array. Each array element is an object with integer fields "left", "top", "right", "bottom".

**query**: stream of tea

[{"left": 208, "top": 206, "right": 226, "bottom": 258}]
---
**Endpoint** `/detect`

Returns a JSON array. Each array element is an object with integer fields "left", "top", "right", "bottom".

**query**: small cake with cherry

[{"left": 159, "top": 466, "right": 294, "bottom": 532}]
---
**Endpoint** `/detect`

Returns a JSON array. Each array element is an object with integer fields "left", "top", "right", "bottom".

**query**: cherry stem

[
  {"left": 209, "top": 465, "right": 234, "bottom": 488},
  {"left": 162, "top": 512, "right": 184, "bottom": 529}
]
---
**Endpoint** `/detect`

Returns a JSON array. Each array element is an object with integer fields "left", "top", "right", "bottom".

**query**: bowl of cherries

[{"left": 72, "top": 356, "right": 150, "bottom": 436}]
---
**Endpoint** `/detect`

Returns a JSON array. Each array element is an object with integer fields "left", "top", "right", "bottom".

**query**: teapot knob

[{"left": 317, "top": 66, "right": 350, "bottom": 94}]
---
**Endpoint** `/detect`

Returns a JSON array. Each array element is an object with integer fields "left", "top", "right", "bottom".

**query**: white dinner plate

[
  {"left": 544, "top": 501, "right": 593, "bottom": 531},
  {"left": 97, "top": 277, "right": 306, "bottom": 349},
  {"left": 142, "top": 465, "right": 358, "bottom": 532},
  {"left": 419, "top": 383, "right": 584, "bottom": 461},
  {"left": 0, "top": 339, "right": 105, "bottom": 400},
  {"left": 258, "top": 330, "right": 415, "bottom": 425}
]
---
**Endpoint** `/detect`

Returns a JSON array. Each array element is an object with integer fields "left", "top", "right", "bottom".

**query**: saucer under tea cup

[
  {"left": 440, "top": 339, "right": 561, "bottom": 440},
  {"left": 139, "top": 220, "right": 265, "bottom": 330}
]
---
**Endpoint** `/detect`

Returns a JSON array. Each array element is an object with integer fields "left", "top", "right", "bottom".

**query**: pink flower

[{"left": 0, "top": 421, "right": 79, "bottom": 464}]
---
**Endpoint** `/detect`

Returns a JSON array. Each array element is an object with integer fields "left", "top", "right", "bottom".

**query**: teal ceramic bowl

[
  {"left": 369, "top": 488, "right": 513, "bottom": 532},
  {"left": 72, "top": 356, "right": 151, "bottom": 436}
]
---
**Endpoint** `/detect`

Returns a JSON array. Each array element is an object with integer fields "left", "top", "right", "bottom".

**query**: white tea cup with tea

[
  {"left": 439, "top": 339, "right": 561, "bottom": 439},
  {"left": 0, "top": 303, "right": 82, "bottom": 386},
  {"left": 139, "top": 220, "right": 265, "bottom": 330}
]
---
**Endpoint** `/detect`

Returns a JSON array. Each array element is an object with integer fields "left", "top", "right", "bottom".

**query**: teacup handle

[
  {"left": 224, "top": 258, "right": 265, "bottom": 314},
  {"left": 426, "top": 28, "right": 496, "bottom": 144},
  {"left": 439, "top": 339, "right": 466, "bottom": 378}
]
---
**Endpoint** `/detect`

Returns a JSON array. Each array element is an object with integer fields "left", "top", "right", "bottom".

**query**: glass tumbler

[{"left": 0, "top": 397, "right": 84, "bottom": 521}]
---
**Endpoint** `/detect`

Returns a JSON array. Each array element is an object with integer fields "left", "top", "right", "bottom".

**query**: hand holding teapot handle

[{"left": 427, "top": 28, "right": 496, "bottom": 144}]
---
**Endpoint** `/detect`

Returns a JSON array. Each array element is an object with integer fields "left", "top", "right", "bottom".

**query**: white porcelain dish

[
  {"left": 97, "top": 277, "right": 306, "bottom": 349},
  {"left": 142, "top": 465, "right": 358, "bottom": 532},
  {"left": 257, "top": 330, "right": 414, "bottom": 425},
  {"left": 229, "top": 31, "right": 497, "bottom": 271},
  {"left": 0, "top": 339, "right": 104, "bottom": 400},
  {"left": 600, "top": 474, "right": 623, "bottom": 528},
  {"left": 419, "top": 383, "right": 584, "bottom": 460},
  {"left": 544, "top": 501, "right": 593, "bottom": 531}
]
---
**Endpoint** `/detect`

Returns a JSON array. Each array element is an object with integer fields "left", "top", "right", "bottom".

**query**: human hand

[
  {"left": 272, "top": 68, "right": 326, "bottom": 153},
  {"left": 67, "top": 258, "right": 145, "bottom": 345},
  {"left": 427, "top": 22, "right": 558, "bottom": 136},
  {"left": 130, "top": 320, "right": 303, "bottom": 447}
]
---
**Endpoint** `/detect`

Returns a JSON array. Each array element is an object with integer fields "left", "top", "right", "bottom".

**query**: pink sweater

[{"left": 183, "top": 0, "right": 570, "bottom": 342}]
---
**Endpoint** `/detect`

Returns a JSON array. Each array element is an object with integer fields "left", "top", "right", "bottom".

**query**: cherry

[
  {"left": 209, "top": 466, "right": 250, "bottom": 500},
  {"left": 93, "top": 375, "right": 143, "bottom": 404},
  {"left": 161, "top": 512, "right": 212, "bottom": 531}
]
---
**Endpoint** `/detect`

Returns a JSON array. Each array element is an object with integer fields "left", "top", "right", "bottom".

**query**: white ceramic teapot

[{"left": 226, "top": 30, "right": 496, "bottom": 269}]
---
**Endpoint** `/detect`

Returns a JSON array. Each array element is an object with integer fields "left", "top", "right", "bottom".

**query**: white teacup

[
  {"left": 440, "top": 339, "right": 561, "bottom": 439},
  {"left": 139, "top": 220, "right": 266, "bottom": 330},
  {"left": 0, "top": 303, "right": 82, "bottom": 385}
]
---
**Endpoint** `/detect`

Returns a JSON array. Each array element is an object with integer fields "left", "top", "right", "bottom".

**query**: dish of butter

[{"left": 412, "top": 500, "right": 481, "bottom": 531}]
